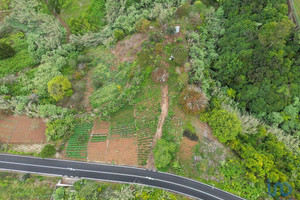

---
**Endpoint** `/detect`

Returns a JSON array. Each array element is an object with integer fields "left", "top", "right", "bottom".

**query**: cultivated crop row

[{"left": 66, "top": 123, "right": 93, "bottom": 159}]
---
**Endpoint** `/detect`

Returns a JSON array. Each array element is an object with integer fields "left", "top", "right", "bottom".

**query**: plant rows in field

[
  {"left": 109, "top": 107, "right": 136, "bottom": 138},
  {"left": 66, "top": 123, "right": 93, "bottom": 159},
  {"left": 90, "top": 134, "right": 107, "bottom": 142},
  {"left": 135, "top": 84, "right": 161, "bottom": 165}
]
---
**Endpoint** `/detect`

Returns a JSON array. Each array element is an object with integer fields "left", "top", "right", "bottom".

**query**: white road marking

[{"left": 0, "top": 160, "right": 223, "bottom": 200}]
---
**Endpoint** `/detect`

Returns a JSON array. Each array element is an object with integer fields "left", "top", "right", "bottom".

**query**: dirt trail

[
  {"left": 146, "top": 84, "right": 169, "bottom": 170},
  {"left": 53, "top": 12, "right": 71, "bottom": 43},
  {"left": 44, "top": 0, "right": 70, "bottom": 42}
]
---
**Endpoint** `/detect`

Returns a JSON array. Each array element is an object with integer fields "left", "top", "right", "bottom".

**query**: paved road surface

[{"left": 0, "top": 153, "right": 246, "bottom": 200}]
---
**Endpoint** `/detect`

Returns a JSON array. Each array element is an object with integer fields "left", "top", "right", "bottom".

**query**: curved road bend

[{"left": 0, "top": 154, "right": 245, "bottom": 200}]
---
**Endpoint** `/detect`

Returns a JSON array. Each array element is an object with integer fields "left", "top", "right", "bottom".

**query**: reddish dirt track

[
  {"left": 0, "top": 114, "right": 46, "bottom": 144},
  {"left": 88, "top": 136, "right": 138, "bottom": 166}
]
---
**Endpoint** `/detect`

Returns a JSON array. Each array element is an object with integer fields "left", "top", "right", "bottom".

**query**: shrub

[
  {"left": 201, "top": 109, "right": 242, "bottom": 143},
  {"left": 183, "top": 129, "right": 198, "bottom": 141},
  {"left": 45, "top": 116, "right": 75, "bottom": 141},
  {"left": 135, "top": 18, "right": 151, "bottom": 33},
  {"left": 114, "top": 29, "right": 125, "bottom": 41},
  {"left": 172, "top": 45, "right": 189, "bottom": 66},
  {"left": 149, "top": 32, "right": 164, "bottom": 43},
  {"left": 22, "top": 173, "right": 31, "bottom": 182},
  {"left": 154, "top": 139, "right": 177, "bottom": 169},
  {"left": 166, "top": 27, "right": 176, "bottom": 35},
  {"left": 175, "top": 2, "right": 191, "bottom": 18},
  {"left": 40, "top": 144, "right": 56, "bottom": 158},
  {"left": 48, "top": 76, "right": 72, "bottom": 101},
  {"left": 47, "top": 0, "right": 61, "bottom": 14},
  {"left": 0, "top": 42, "right": 15, "bottom": 60},
  {"left": 180, "top": 85, "right": 208, "bottom": 114}
]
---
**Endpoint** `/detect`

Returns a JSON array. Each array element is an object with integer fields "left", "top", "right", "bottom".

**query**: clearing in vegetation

[
  {"left": 85, "top": 82, "right": 161, "bottom": 166},
  {"left": 0, "top": 113, "right": 46, "bottom": 144}
]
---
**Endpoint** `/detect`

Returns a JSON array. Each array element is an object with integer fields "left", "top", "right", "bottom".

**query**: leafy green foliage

[
  {"left": 90, "top": 62, "right": 143, "bottom": 117},
  {"left": 62, "top": 0, "right": 106, "bottom": 35},
  {"left": 172, "top": 45, "right": 189, "bottom": 66},
  {"left": 0, "top": 42, "right": 15, "bottom": 60},
  {"left": 47, "top": 76, "right": 72, "bottom": 101},
  {"left": 6, "top": 0, "right": 65, "bottom": 61},
  {"left": 113, "top": 29, "right": 125, "bottom": 41},
  {"left": 135, "top": 18, "right": 151, "bottom": 33},
  {"left": 212, "top": 0, "right": 300, "bottom": 131},
  {"left": 0, "top": 172, "right": 57, "bottom": 200},
  {"left": 45, "top": 116, "right": 75, "bottom": 141},
  {"left": 229, "top": 128, "right": 300, "bottom": 196},
  {"left": 201, "top": 109, "right": 242, "bottom": 143},
  {"left": 40, "top": 144, "right": 56, "bottom": 158},
  {"left": 0, "top": 32, "right": 36, "bottom": 78},
  {"left": 53, "top": 179, "right": 188, "bottom": 200},
  {"left": 47, "top": 0, "right": 61, "bottom": 14},
  {"left": 154, "top": 139, "right": 177, "bottom": 168}
]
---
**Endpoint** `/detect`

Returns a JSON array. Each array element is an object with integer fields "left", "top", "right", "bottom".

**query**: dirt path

[
  {"left": 53, "top": 12, "right": 71, "bottom": 43},
  {"left": 146, "top": 84, "right": 169, "bottom": 170},
  {"left": 44, "top": 0, "right": 70, "bottom": 42},
  {"left": 111, "top": 33, "right": 148, "bottom": 63}
]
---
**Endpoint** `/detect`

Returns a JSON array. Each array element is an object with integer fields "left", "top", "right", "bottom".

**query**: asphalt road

[{"left": 0, "top": 153, "right": 246, "bottom": 200}]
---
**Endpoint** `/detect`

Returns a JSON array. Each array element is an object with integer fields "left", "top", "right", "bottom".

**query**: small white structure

[
  {"left": 169, "top": 54, "right": 174, "bottom": 61},
  {"left": 175, "top": 26, "right": 180, "bottom": 33}
]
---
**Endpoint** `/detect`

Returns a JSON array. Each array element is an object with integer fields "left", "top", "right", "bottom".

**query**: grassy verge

[{"left": 0, "top": 172, "right": 58, "bottom": 200}]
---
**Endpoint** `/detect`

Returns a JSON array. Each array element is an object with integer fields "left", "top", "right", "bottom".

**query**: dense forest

[{"left": 0, "top": 0, "right": 299, "bottom": 199}]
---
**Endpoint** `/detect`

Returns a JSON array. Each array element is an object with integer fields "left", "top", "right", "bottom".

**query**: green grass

[
  {"left": 294, "top": 0, "right": 300, "bottom": 22},
  {"left": 60, "top": 0, "right": 91, "bottom": 22},
  {"left": 0, "top": 172, "right": 58, "bottom": 200}
]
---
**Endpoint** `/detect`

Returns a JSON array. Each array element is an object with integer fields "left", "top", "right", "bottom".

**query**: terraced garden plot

[
  {"left": 0, "top": 114, "right": 46, "bottom": 144},
  {"left": 92, "top": 119, "right": 109, "bottom": 134},
  {"left": 0, "top": 115, "right": 17, "bottom": 143},
  {"left": 109, "top": 107, "right": 136, "bottom": 138},
  {"left": 66, "top": 123, "right": 93, "bottom": 159},
  {"left": 134, "top": 83, "right": 161, "bottom": 165},
  {"left": 10, "top": 116, "right": 46, "bottom": 144},
  {"left": 178, "top": 137, "right": 198, "bottom": 165}
]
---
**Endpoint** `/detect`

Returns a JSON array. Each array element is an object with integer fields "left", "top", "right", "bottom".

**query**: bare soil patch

[
  {"left": 0, "top": 113, "right": 46, "bottom": 144},
  {"left": 112, "top": 33, "right": 148, "bottom": 63},
  {"left": 9, "top": 116, "right": 46, "bottom": 144},
  {"left": 178, "top": 137, "right": 198, "bottom": 164},
  {"left": 88, "top": 136, "right": 138, "bottom": 166},
  {"left": 10, "top": 144, "right": 45, "bottom": 154}
]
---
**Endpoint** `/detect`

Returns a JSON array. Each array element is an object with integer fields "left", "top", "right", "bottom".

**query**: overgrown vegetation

[
  {"left": 52, "top": 179, "right": 189, "bottom": 200},
  {"left": 0, "top": 172, "right": 58, "bottom": 200},
  {"left": 0, "top": 0, "right": 299, "bottom": 199}
]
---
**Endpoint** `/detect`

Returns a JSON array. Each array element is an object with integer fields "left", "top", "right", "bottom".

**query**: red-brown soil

[
  {"left": 92, "top": 119, "right": 109, "bottom": 135},
  {"left": 146, "top": 84, "right": 169, "bottom": 170},
  {"left": 88, "top": 136, "right": 138, "bottom": 166},
  {"left": 9, "top": 116, "right": 46, "bottom": 144},
  {"left": 0, "top": 113, "right": 46, "bottom": 144},
  {"left": 112, "top": 33, "right": 148, "bottom": 63},
  {"left": 178, "top": 137, "right": 198, "bottom": 164}
]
